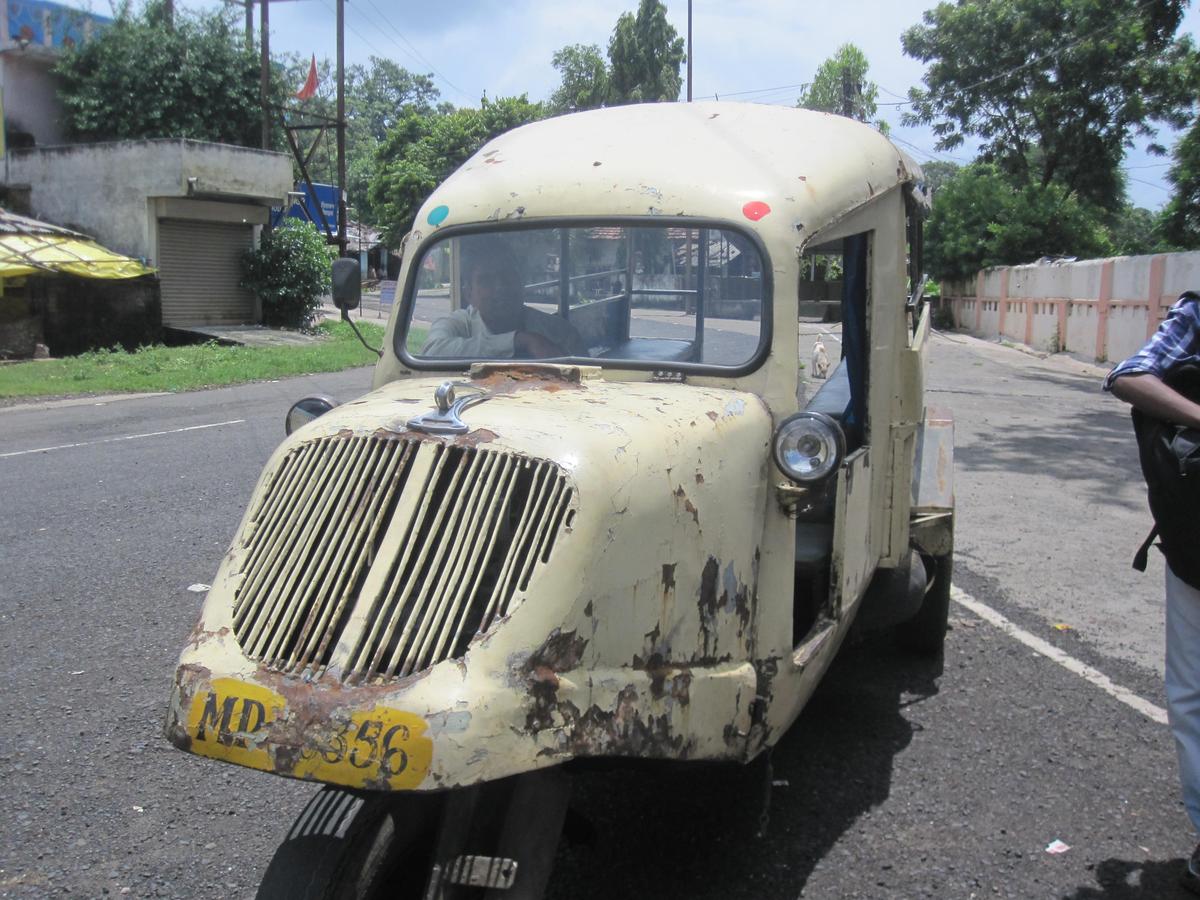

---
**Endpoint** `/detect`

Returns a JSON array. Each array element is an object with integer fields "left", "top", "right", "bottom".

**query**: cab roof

[{"left": 414, "top": 102, "right": 923, "bottom": 244}]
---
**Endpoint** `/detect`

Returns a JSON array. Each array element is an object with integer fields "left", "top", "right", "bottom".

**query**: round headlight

[
  {"left": 285, "top": 395, "right": 339, "bottom": 436},
  {"left": 773, "top": 411, "right": 846, "bottom": 482}
]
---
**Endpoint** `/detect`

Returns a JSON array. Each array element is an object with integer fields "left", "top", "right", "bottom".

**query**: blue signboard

[
  {"left": 7, "top": 0, "right": 108, "bottom": 50},
  {"left": 270, "top": 182, "right": 340, "bottom": 238}
]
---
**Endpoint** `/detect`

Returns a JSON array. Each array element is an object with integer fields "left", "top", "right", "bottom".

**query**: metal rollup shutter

[{"left": 157, "top": 219, "right": 256, "bottom": 326}]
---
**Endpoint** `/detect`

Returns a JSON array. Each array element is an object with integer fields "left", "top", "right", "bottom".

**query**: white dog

[{"left": 811, "top": 338, "right": 830, "bottom": 379}]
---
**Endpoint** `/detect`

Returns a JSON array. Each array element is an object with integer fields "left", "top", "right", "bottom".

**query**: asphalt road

[{"left": 0, "top": 329, "right": 1191, "bottom": 899}]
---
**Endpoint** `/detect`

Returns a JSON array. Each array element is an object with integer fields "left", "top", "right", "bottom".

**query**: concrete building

[
  {"left": 1, "top": 0, "right": 295, "bottom": 330},
  {"left": 9, "top": 140, "right": 293, "bottom": 326},
  {"left": 1, "top": 0, "right": 105, "bottom": 149}
]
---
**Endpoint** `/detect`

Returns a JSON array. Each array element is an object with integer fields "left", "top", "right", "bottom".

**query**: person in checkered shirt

[{"left": 1106, "top": 291, "right": 1200, "bottom": 894}]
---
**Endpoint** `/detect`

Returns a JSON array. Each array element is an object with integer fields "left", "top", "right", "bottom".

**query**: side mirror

[
  {"left": 286, "top": 395, "right": 339, "bottom": 436},
  {"left": 332, "top": 258, "right": 361, "bottom": 311}
]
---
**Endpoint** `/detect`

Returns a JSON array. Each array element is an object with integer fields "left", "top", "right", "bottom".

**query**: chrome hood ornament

[{"left": 407, "top": 381, "right": 491, "bottom": 435}]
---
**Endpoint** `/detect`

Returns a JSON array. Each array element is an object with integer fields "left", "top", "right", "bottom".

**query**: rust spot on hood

[
  {"left": 698, "top": 557, "right": 721, "bottom": 660},
  {"left": 695, "top": 556, "right": 755, "bottom": 662},
  {"left": 184, "top": 622, "right": 229, "bottom": 652},
  {"left": 469, "top": 363, "right": 591, "bottom": 390},
  {"left": 521, "top": 629, "right": 587, "bottom": 731},
  {"left": 458, "top": 428, "right": 497, "bottom": 447},
  {"left": 532, "top": 686, "right": 689, "bottom": 760},
  {"left": 369, "top": 425, "right": 496, "bottom": 449},
  {"left": 672, "top": 485, "right": 700, "bottom": 526},
  {"left": 525, "top": 628, "right": 588, "bottom": 673}
]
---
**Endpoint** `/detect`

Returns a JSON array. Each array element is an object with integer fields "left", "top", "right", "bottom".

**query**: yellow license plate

[{"left": 185, "top": 677, "right": 433, "bottom": 790}]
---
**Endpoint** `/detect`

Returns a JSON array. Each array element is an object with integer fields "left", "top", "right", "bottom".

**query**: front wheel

[
  {"left": 257, "top": 787, "right": 439, "bottom": 900},
  {"left": 258, "top": 769, "right": 571, "bottom": 900}
]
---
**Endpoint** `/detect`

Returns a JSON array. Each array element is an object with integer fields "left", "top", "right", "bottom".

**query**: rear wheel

[{"left": 897, "top": 545, "right": 952, "bottom": 655}]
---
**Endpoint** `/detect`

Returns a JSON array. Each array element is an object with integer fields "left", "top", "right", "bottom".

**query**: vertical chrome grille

[{"left": 229, "top": 436, "right": 572, "bottom": 680}]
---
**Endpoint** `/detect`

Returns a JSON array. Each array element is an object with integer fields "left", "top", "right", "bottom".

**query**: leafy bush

[
  {"left": 925, "top": 163, "right": 1112, "bottom": 281},
  {"left": 370, "top": 95, "right": 545, "bottom": 244},
  {"left": 931, "top": 304, "right": 956, "bottom": 331},
  {"left": 55, "top": 1, "right": 259, "bottom": 145},
  {"left": 241, "top": 221, "right": 335, "bottom": 329}
]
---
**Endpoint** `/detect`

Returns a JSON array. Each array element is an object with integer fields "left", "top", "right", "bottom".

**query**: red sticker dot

[{"left": 743, "top": 200, "right": 771, "bottom": 221}]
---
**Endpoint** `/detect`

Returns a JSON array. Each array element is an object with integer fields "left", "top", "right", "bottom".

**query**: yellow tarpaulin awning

[{"left": 0, "top": 233, "right": 154, "bottom": 280}]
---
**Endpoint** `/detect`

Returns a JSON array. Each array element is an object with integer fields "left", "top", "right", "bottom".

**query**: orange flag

[{"left": 295, "top": 55, "right": 318, "bottom": 101}]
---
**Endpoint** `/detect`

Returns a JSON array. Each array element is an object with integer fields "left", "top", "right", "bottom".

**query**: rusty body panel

[
  {"left": 166, "top": 103, "right": 952, "bottom": 802},
  {"left": 166, "top": 372, "right": 769, "bottom": 788}
]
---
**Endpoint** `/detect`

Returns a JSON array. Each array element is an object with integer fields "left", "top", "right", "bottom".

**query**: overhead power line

[
  {"left": 698, "top": 0, "right": 1165, "bottom": 113},
  {"left": 693, "top": 81, "right": 809, "bottom": 101},
  {"left": 313, "top": 0, "right": 472, "bottom": 102},
  {"left": 357, "top": 0, "right": 471, "bottom": 99},
  {"left": 315, "top": 0, "right": 388, "bottom": 60},
  {"left": 878, "top": 0, "right": 1162, "bottom": 107}
]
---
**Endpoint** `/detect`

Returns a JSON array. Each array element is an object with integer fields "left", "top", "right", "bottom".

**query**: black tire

[
  {"left": 897, "top": 547, "right": 952, "bottom": 655},
  {"left": 257, "top": 786, "right": 439, "bottom": 900}
]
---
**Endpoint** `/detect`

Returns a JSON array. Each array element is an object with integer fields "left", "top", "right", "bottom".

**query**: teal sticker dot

[{"left": 427, "top": 205, "right": 449, "bottom": 226}]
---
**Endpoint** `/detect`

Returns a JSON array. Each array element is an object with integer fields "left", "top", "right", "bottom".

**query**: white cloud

[{"left": 53, "top": 0, "right": 1200, "bottom": 207}]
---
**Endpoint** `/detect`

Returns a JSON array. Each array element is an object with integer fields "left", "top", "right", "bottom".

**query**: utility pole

[
  {"left": 686, "top": 0, "right": 692, "bottom": 102},
  {"left": 336, "top": 0, "right": 347, "bottom": 256},
  {"left": 244, "top": 0, "right": 253, "bottom": 51},
  {"left": 260, "top": 0, "right": 270, "bottom": 149}
]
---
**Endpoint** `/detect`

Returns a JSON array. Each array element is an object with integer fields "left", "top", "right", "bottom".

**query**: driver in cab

[{"left": 420, "top": 246, "right": 587, "bottom": 359}]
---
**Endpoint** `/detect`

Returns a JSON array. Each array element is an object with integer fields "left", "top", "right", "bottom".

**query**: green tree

[
  {"left": 241, "top": 220, "right": 335, "bottom": 329},
  {"left": 796, "top": 43, "right": 887, "bottom": 132},
  {"left": 549, "top": 44, "right": 610, "bottom": 114},
  {"left": 276, "top": 54, "right": 441, "bottom": 224},
  {"left": 902, "top": 0, "right": 1198, "bottom": 210},
  {"left": 607, "top": 0, "right": 685, "bottom": 104},
  {"left": 1161, "top": 119, "right": 1200, "bottom": 248},
  {"left": 370, "top": 96, "right": 545, "bottom": 244},
  {"left": 1109, "top": 205, "right": 1173, "bottom": 255},
  {"left": 547, "top": 1, "right": 685, "bottom": 112},
  {"left": 925, "top": 163, "right": 1112, "bottom": 280},
  {"left": 919, "top": 160, "right": 960, "bottom": 197},
  {"left": 55, "top": 0, "right": 259, "bottom": 145}
]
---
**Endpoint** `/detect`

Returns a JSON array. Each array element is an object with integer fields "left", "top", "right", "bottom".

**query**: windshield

[{"left": 399, "top": 224, "right": 767, "bottom": 370}]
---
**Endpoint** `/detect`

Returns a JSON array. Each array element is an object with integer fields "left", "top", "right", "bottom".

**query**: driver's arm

[
  {"left": 514, "top": 330, "right": 565, "bottom": 358},
  {"left": 420, "top": 309, "right": 516, "bottom": 358}
]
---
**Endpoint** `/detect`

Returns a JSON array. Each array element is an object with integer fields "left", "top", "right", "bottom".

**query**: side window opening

[
  {"left": 905, "top": 192, "right": 927, "bottom": 339},
  {"left": 792, "top": 230, "right": 871, "bottom": 646},
  {"left": 800, "top": 232, "right": 871, "bottom": 450}
]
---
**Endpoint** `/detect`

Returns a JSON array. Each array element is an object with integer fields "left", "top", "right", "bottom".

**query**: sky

[{"left": 68, "top": 0, "right": 1200, "bottom": 209}]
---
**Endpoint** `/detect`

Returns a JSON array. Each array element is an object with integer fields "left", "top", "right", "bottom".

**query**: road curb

[
  {"left": 934, "top": 328, "right": 1112, "bottom": 380},
  {"left": 0, "top": 391, "right": 171, "bottom": 414}
]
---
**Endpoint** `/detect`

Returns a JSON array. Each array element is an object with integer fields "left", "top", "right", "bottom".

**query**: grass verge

[{"left": 0, "top": 321, "right": 392, "bottom": 400}]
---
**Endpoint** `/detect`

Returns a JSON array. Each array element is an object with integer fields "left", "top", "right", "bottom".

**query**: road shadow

[
  {"left": 1019, "top": 366, "right": 1112, "bottom": 396},
  {"left": 546, "top": 637, "right": 942, "bottom": 899},
  {"left": 1062, "top": 856, "right": 1193, "bottom": 898},
  {"left": 955, "top": 402, "right": 1144, "bottom": 512}
]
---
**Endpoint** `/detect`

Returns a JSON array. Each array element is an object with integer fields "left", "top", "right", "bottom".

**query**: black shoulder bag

[{"left": 1132, "top": 363, "right": 1200, "bottom": 591}]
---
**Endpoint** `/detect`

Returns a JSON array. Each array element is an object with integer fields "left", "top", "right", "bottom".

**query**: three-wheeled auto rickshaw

[{"left": 165, "top": 101, "right": 954, "bottom": 899}]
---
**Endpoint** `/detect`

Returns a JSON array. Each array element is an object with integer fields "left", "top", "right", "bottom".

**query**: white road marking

[
  {"left": 953, "top": 586, "right": 1168, "bottom": 726},
  {"left": 0, "top": 419, "right": 246, "bottom": 459}
]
